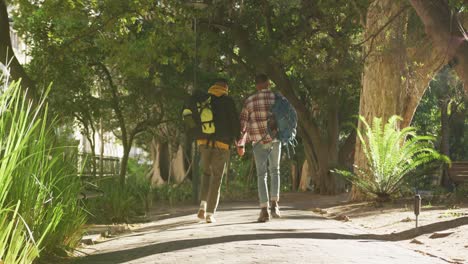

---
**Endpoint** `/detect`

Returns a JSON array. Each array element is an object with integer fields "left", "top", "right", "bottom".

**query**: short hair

[
  {"left": 215, "top": 78, "right": 228, "bottom": 86},
  {"left": 255, "top": 74, "right": 269, "bottom": 84}
]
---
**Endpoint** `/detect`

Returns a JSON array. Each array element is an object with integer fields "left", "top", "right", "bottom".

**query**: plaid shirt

[{"left": 238, "top": 89, "right": 275, "bottom": 146}]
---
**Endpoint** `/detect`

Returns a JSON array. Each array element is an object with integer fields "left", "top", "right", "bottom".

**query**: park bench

[{"left": 448, "top": 161, "right": 468, "bottom": 185}]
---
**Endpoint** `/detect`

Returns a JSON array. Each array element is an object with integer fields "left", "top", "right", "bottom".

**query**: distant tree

[{"left": 13, "top": 0, "right": 194, "bottom": 185}]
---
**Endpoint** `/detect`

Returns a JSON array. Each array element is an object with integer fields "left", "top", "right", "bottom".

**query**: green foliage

[
  {"left": 195, "top": 0, "right": 363, "bottom": 118},
  {"left": 222, "top": 154, "right": 258, "bottom": 201},
  {"left": 0, "top": 203, "right": 39, "bottom": 264},
  {"left": 0, "top": 80, "right": 85, "bottom": 262},
  {"left": 454, "top": 183, "right": 468, "bottom": 200},
  {"left": 13, "top": 0, "right": 197, "bottom": 185},
  {"left": 126, "top": 159, "right": 153, "bottom": 213},
  {"left": 412, "top": 67, "right": 467, "bottom": 160},
  {"left": 153, "top": 181, "right": 193, "bottom": 205},
  {"left": 334, "top": 115, "right": 450, "bottom": 200},
  {"left": 85, "top": 159, "right": 152, "bottom": 223},
  {"left": 85, "top": 179, "right": 139, "bottom": 224}
]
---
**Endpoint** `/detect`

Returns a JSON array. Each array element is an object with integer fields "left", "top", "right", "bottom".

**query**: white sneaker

[{"left": 206, "top": 215, "right": 216, "bottom": 223}]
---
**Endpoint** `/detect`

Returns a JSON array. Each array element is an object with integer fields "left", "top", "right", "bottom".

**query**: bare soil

[{"left": 311, "top": 194, "right": 468, "bottom": 264}]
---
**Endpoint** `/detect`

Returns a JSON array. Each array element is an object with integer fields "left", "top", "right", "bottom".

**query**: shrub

[
  {"left": 334, "top": 115, "right": 449, "bottom": 201},
  {"left": 153, "top": 181, "right": 193, "bottom": 205},
  {"left": 84, "top": 159, "right": 152, "bottom": 223}
]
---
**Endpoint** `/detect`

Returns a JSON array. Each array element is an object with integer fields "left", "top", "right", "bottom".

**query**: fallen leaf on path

[
  {"left": 401, "top": 217, "right": 412, "bottom": 222},
  {"left": 81, "top": 238, "right": 94, "bottom": 245},
  {"left": 410, "top": 239, "right": 424, "bottom": 245},
  {"left": 429, "top": 232, "right": 454, "bottom": 239},
  {"left": 312, "top": 208, "right": 328, "bottom": 214},
  {"left": 334, "top": 215, "right": 350, "bottom": 222}
]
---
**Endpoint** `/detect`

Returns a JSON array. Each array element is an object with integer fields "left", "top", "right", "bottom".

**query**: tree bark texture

[
  {"left": 0, "top": 0, "right": 35, "bottom": 96},
  {"left": 410, "top": 0, "right": 468, "bottom": 93},
  {"left": 352, "top": 0, "right": 446, "bottom": 200}
]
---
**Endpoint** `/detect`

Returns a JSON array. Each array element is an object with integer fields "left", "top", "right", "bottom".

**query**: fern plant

[{"left": 334, "top": 115, "right": 449, "bottom": 201}]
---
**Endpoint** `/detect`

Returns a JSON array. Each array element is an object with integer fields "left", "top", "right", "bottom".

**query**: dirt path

[{"left": 73, "top": 193, "right": 452, "bottom": 264}]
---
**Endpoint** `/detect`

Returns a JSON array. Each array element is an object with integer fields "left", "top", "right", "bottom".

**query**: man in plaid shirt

[{"left": 237, "top": 74, "right": 282, "bottom": 222}]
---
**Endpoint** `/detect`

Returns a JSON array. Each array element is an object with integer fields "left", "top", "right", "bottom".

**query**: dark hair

[
  {"left": 255, "top": 74, "right": 269, "bottom": 84},
  {"left": 215, "top": 78, "right": 228, "bottom": 85}
]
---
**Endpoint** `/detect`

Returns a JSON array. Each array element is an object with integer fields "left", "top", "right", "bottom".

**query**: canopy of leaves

[{"left": 13, "top": 0, "right": 196, "bottom": 141}]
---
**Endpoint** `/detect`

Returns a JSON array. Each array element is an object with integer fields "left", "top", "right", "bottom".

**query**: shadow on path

[{"left": 75, "top": 216, "right": 468, "bottom": 264}]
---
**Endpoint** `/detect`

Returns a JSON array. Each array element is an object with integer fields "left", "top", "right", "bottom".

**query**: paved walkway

[{"left": 74, "top": 195, "right": 446, "bottom": 264}]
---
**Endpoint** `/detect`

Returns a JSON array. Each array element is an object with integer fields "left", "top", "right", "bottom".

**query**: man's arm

[{"left": 238, "top": 99, "right": 250, "bottom": 147}]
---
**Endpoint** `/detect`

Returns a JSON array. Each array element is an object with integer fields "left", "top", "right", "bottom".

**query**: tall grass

[{"left": 0, "top": 79, "right": 85, "bottom": 263}]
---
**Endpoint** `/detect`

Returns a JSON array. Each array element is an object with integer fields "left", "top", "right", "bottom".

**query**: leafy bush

[
  {"left": 85, "top": 159, "right": 152, "bottom": 223},
  {"left": 0, "top": 80, "right": 85, "bottom": 263},
  {"left": 454, "top": 183, "right": 468, "bottom": 200},
  {"left": 334, "top": 115, "right": 449, "bottom": 201},
  {"left": 126, "top": 159, "right": 153, "bottom": 213},
  {"left": 153, "top": 181, "right": 193, "bottom": 205}
]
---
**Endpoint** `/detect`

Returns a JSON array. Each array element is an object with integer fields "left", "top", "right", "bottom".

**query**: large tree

[
  {"left": 194, "top": 0, "right": 363, "bottom": 194},
  {"left": 352, "top": 0, "right": 466, "bottom": 199}
]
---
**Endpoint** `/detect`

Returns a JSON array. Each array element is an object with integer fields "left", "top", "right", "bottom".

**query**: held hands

[
  {"left": 237, "top": 146, "right": 245, "bottom": 157},
  {"left": 235, "top": 140, "right": 245, "bottom": 157}
]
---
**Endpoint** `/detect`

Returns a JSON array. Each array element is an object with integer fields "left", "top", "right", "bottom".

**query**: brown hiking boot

[
  {"left": 271, "top": 201, "right": 281, "bottom": 218},
  {"left": 197, "top": 209, "right": 206, "bottom": 220},
  {"left": 257, "top": 207, "right": 271, "bottom": 223}
]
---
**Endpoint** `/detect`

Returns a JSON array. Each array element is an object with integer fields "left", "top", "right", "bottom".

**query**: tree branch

[
  {"left": 410, "top": 0, "right": 468, "bottom": 92},
  {"left": 93, "top": 62, "right": 129, "bottom": 148},
  {"left": 355, "top": 4, "right": 411, "bottom": 47}
]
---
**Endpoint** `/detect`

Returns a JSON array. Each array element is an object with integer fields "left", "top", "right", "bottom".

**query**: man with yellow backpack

[{"left": 182, "top": 78, "right": 240, "bottom": 223}]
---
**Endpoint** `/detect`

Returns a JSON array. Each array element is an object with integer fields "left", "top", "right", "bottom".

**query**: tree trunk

[
  {"left": 352, "top": 0, "right": 445, "bottom": 200},
  {"left": 440, "top": 96, "right": 451, "bottom": 187},
  {"left": 170, "top": 144, "right": 186, "bottom": 183},
  {"left": 291, "top": 161, "right": 298, "bottom": 192},
  {"left": 98, "top": 63, "right": 130, "bottom": 186},
  {"left": 99, "top": 118, "right": 105, "bottom": 177},
  {"left": 119, "top": 143, "right": 130, "bottom": 187},
  {"left": 84, "top": 133, "right": 97, "bottom": 177},
  {"left": 0, "top": 0, "right": 35, "bottom": 96},
  {"left": 148, "top": 138, "right": 165, "bottom": 186},
  {"left": 327, "top": 95, "right": 346, "bottom": 193},
  {"left": 299, "top": 159, "right": 312, "bottom": 191},
  {"left": 159, "top": 142, "right": 170, "bottom": 181}
]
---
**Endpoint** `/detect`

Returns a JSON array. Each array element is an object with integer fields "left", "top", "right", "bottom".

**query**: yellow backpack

[{"left": 197, "top": 96, "right": 215, "bottom": 135}]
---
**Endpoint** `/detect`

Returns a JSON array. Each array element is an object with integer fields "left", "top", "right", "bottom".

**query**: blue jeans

[{"left": 253, "top": 141, "right": 281, "bottom": 207}]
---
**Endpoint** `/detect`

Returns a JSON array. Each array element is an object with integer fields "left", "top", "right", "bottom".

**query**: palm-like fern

[{"left": 335, "top": 115, "right": 449, "bottom": 200}]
